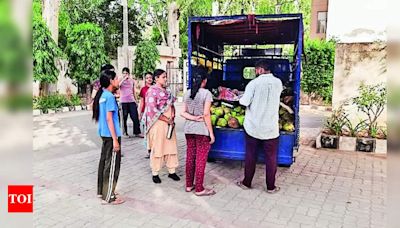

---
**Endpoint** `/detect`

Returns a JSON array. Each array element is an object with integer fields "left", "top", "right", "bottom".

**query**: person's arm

[
  {"left": 139, "top": 97, "right": 145, "bottom": 118},
  {"left": 91, "top": 88, "right": 98, "bottom": 99},
  {"left": 203, "top": 100, "right": 215, "bottom": 144},
  {"left": 132, "top": 85, "right": 137, "bottom": 103},
  {"left": 106, "top": 111, "right": 119, "bottom": 151},
  {"left": 239, "top": 81, "right": 255, "bottom": 107},
  {"left": 105, "top": 97, "right": 120, "bottom": 152},
  {"left": 119, "top": 76, "right": 128, "bottom": 86},
  {"left": 113, "top": 88, "right": 120, "bottom": 98},
  {"left": 180, "top": 103, "right": 203, "bottom": 121}
]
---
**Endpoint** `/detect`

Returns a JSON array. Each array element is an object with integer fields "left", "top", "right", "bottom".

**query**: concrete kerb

[
  {"left": 33, "top": 105, "right": 90, "bottom": 116},
  {"left": 32, "top": 102, "right": 183, "bottom": 116},
  {"left": 300, "top": 105, "right": 332, "bottom": 112},
  {"left": 316, "top": 131, "right": 387, "bottom": 154}
]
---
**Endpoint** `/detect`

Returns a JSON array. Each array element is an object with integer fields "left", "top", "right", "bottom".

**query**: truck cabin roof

[{"left": 190, "top": 14, "right": 303, "bottom": 47}]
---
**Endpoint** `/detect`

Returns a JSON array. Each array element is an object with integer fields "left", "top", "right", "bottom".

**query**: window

[
  {"left": 317, "top": 12, "right": 327, "bottom": 34},
  {"left": 243, "top": 67, "right": 256, "bottom": 79}
]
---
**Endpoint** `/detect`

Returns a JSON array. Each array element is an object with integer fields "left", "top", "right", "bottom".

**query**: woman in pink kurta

[{"left": 141, "top": 69, "right": 180, "bottom": 184}]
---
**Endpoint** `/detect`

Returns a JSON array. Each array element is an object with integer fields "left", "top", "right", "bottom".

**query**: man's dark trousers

[{"left": 242, "top": 132, "right": 279, "bottom": 191}]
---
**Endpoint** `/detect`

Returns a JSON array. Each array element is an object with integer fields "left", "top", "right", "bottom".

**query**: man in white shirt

[{"left": 237, "top": 60, "right": 283, "bottom": 194}]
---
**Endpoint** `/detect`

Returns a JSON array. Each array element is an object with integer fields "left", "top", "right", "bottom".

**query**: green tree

[
  {"left": 33, "top": 0, "right": 61, "bottom": 84},
  {"left": 134, "top": 39, "right": 160, "bottom": 78},
  {"left": 66, "top": 22, "right": 108, "bottom": 93},
  {"left": 137, "top": 0, "right": 311, "bottom": 67},
  {"left": 177, "top": 0, "right": 213, "bottom": 66},
  {"left": 60, "top": 0, "right": 144, "bottom": 58},
  {"left": 137, "top": 0, "right": 171, "bottom": 45},
  {"left": 0, "top": 0, "right": 31, "bottom": 110},
  {"left": 301, "top": 39, "right": 335, "bottom": 103}
]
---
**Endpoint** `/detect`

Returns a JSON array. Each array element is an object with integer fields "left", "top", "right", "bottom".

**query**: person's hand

[
  {"left": 167, "top": 118, "right": 174, "bottom": 125},
  {"left": 113, "top": 139, "right": 120, "bottom": 152},
  {"left": 209, "top": 133, "right": 215, "bottom": 144},
  {"left": 193, "top": 115, "right": 204, "bottom": 122}
]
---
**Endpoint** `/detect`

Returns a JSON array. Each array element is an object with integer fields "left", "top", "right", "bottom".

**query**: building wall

[
  {"left": 310, "top": 0, "right": 329, "bottom": 40},
  {"left": 326, "top": 0, "right": 386, "bottom": 43},
  {"left": 119, "top": 45, "right": 181, "bottom": 77},
  {"left": 332, "top": 43, "right": 387, "bottom": 125}
]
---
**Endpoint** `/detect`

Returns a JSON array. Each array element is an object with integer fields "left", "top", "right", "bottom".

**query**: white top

[{"left": 239, "top": 73, "right": 283, "bottom": 140}]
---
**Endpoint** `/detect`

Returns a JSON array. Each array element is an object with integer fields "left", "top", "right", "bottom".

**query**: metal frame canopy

[
  {"left": 189, "top": 14, "right": 303, "bottom": 46},
  {"left": 187, "top": 14, "right": 304, "bottom": 155}
]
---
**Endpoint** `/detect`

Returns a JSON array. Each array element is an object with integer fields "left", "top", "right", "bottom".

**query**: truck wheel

[{"left": 207, "top": 157, "right": 216, "bottom": 163}]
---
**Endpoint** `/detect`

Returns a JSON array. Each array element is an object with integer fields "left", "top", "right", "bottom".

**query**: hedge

[{"left": 302, "top": 39, "right": 336, "bottom": 104}]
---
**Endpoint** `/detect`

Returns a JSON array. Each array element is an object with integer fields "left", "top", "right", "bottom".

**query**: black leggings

[{"left": 121, "top": 102, "right": 141, "bottom": 135}]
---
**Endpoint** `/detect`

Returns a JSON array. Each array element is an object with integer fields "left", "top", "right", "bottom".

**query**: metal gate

[{"left": 166, "top": 64, "right": 183, "bottom": 98}]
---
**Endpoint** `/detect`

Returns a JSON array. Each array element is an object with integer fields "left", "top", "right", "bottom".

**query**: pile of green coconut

[{"left": 210, "top": 102, "right": 295, "bottom": 132}]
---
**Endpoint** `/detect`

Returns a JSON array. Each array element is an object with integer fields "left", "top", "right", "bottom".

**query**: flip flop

[
  {"left": 236, "top": 181, "right": 251, "bottom": 190},
  {"left": 266, "top": 186, "right": 281, "bottom": 194},
  {"left": 98, "top": 192, "right": 119, "bottom": 199},
  {"left": 185, "top": 186, "right": 195, "bottom": 192},
  {"left": 101, "top": 197, "right": 125, "bottom": 205},
  {"left": 195, "top": 188, "right": 216, "bottom": 196}
]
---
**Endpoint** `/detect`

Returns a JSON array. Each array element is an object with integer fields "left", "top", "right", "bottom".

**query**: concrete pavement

[{"left": 33, "top": 105, "right": 386, "bottom": 228}]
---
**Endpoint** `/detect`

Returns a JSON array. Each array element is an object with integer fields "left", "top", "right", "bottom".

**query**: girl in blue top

[{"left": 92, "top": 70, "right": 124, "bottom": 205}]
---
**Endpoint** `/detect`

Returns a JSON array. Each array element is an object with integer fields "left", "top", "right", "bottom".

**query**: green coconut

[
  {"left": 211, "top": 115, "right": 218, "bottom": 126},
  {"left": 217, "top": 118, "right": 228, "bottom": 127}
]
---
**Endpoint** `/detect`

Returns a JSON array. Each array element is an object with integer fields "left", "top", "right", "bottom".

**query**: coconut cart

[{"left": 187, "top": 14, "right": 303, "bottom": 166}]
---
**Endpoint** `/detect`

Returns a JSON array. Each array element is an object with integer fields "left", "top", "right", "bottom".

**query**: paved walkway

[{"left": 33, "top": 108, "right": 386, "bottom": 228}]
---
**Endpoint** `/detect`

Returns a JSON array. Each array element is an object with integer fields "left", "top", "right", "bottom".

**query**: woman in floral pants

[{"left": 181, "top": 67, "right": 216, "bottom": 196}]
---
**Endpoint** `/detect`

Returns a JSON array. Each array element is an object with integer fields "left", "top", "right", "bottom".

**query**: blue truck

[{"left": 187, "top": 14, "right": 303, "bottom": 167}]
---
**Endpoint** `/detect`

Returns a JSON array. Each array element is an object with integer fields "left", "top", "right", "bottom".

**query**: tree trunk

[
  {"left": 122, "top": 0, "right": 129, "bottom": 47},
  {"left": 86, "top": 84, "right": 91, "bottom": 105},
  {"left": 154, "top": 13, "right": 167, "bottom": 45},
  {"left": 42, "top": 0, "right": 60, "bottom": 44},
  {"left": 39, "top": 82, "right": 50, "bottom": 96},
  {"left": 42, "top": 0, "right": 61, "bottom": 95}
]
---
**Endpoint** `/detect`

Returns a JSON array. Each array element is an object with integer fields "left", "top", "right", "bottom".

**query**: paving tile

[{"left": 33, "top": 110, "right": 387, "bottom": 227}]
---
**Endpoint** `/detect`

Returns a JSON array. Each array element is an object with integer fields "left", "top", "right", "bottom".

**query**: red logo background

[{"left": 8, "top": 185, "right": 33, "bottom": 213}]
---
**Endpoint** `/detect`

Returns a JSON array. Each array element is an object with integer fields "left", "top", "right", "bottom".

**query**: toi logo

[{"left": 8, "top": 185, "right": 33, "bottom": 213}]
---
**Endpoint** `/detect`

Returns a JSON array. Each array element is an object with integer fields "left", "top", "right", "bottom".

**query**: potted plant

[
  {"left": 318, "top": 106, "right": 347, "bottom": 149},
  {"left": 374, "top": 126, "right": 387, "bottom": 153},
  {"left": 352, "top": 83, "right": 386, "bottom": 152},
  {"left": 355, "top": 123, "right": 377, "bottom": 152},
  {"left": 340, "top": 118, "right": 367, "bottom": 151}
]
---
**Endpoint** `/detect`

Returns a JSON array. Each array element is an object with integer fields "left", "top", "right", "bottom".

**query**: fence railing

[{"left": 166, "top": 66, "right": 183, "bottom": 98}]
